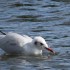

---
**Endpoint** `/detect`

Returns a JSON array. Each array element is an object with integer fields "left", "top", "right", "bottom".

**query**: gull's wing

[
  {"left": 23, "top": 35, "right": 33, "bottom": 42},
  {"left": 0, "top": 32, "right": 32, "bottom": 54}
]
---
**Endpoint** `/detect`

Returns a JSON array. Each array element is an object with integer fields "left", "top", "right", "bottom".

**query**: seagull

[{"left": 0, "top": 32, "right": 55, "bottom": 55}]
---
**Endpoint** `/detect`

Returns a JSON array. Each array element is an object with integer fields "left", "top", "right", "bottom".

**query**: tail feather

[{"left": 0, "top": 30, "right": 6, "bottom": 35}]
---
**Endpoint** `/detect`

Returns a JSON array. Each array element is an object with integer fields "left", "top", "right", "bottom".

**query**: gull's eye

[
  {"left": 40, "top": 43, "right": 43, "bottom": 45},
  {"left": 34, "top": 41, "right": 38, "bottom": 45}
]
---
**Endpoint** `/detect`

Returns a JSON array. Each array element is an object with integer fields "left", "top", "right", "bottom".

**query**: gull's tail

[{"left": 0, "top": 30, "right": 6, "bottom": 35}]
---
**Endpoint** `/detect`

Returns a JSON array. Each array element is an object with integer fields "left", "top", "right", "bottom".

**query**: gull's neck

[
  {"left": 30, "top": 42, "right": 42, "bottom": 55},
  {"left": 24, "top": 42, "right": 42, "bottom": 55}
]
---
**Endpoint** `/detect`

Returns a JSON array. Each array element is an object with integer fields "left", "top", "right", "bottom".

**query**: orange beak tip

[{"left": 52, "top": 51, "right": 56, "bottom": 55}]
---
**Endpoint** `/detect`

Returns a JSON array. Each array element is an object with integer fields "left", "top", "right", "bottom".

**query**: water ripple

[{"left": 0, "top": 0, "right": 70, "bottom": 70}]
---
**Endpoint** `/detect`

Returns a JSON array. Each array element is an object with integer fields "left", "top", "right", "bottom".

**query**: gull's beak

[
  {"left": 46, "top": 47, "right": 55, "bottom": 53},
  {"left": 44, "top": 45, "right": 55, "bottom": 54}
]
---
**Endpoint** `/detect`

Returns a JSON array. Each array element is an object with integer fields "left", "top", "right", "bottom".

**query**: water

[{"left": 0, "top": 0, "right": 70, "bottom": 70}]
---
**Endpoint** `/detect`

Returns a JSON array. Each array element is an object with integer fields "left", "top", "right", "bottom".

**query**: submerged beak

[{"left": 45, "top": 47, "right": 55, "bottom": 54}]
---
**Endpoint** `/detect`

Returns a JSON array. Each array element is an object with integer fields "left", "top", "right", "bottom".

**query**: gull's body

[{"left": 0, "top": 32, "right": 54, "bottom": 55}]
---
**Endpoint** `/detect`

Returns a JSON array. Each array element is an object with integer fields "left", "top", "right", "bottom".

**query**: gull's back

[{"left": 0, "top": 32, "right": 32, "bottom": 54}]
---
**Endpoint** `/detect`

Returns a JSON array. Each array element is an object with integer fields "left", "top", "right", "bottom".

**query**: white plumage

[{"left": 0, "top": 32, "right": 54, "bottom": 55}]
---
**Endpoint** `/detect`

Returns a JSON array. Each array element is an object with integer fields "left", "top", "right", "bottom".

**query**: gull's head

[{"left": 33, "top": 36, "right": 55, "bottom": 53}]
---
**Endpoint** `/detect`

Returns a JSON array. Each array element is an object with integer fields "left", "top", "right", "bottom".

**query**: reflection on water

[{"left": 0, "top": 0, "right": 70, "bottom": 70}]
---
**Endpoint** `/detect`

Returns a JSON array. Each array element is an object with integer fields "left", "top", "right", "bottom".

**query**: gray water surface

[{"left": 0, "top": 0, "right": 70, "bottom": 70}]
